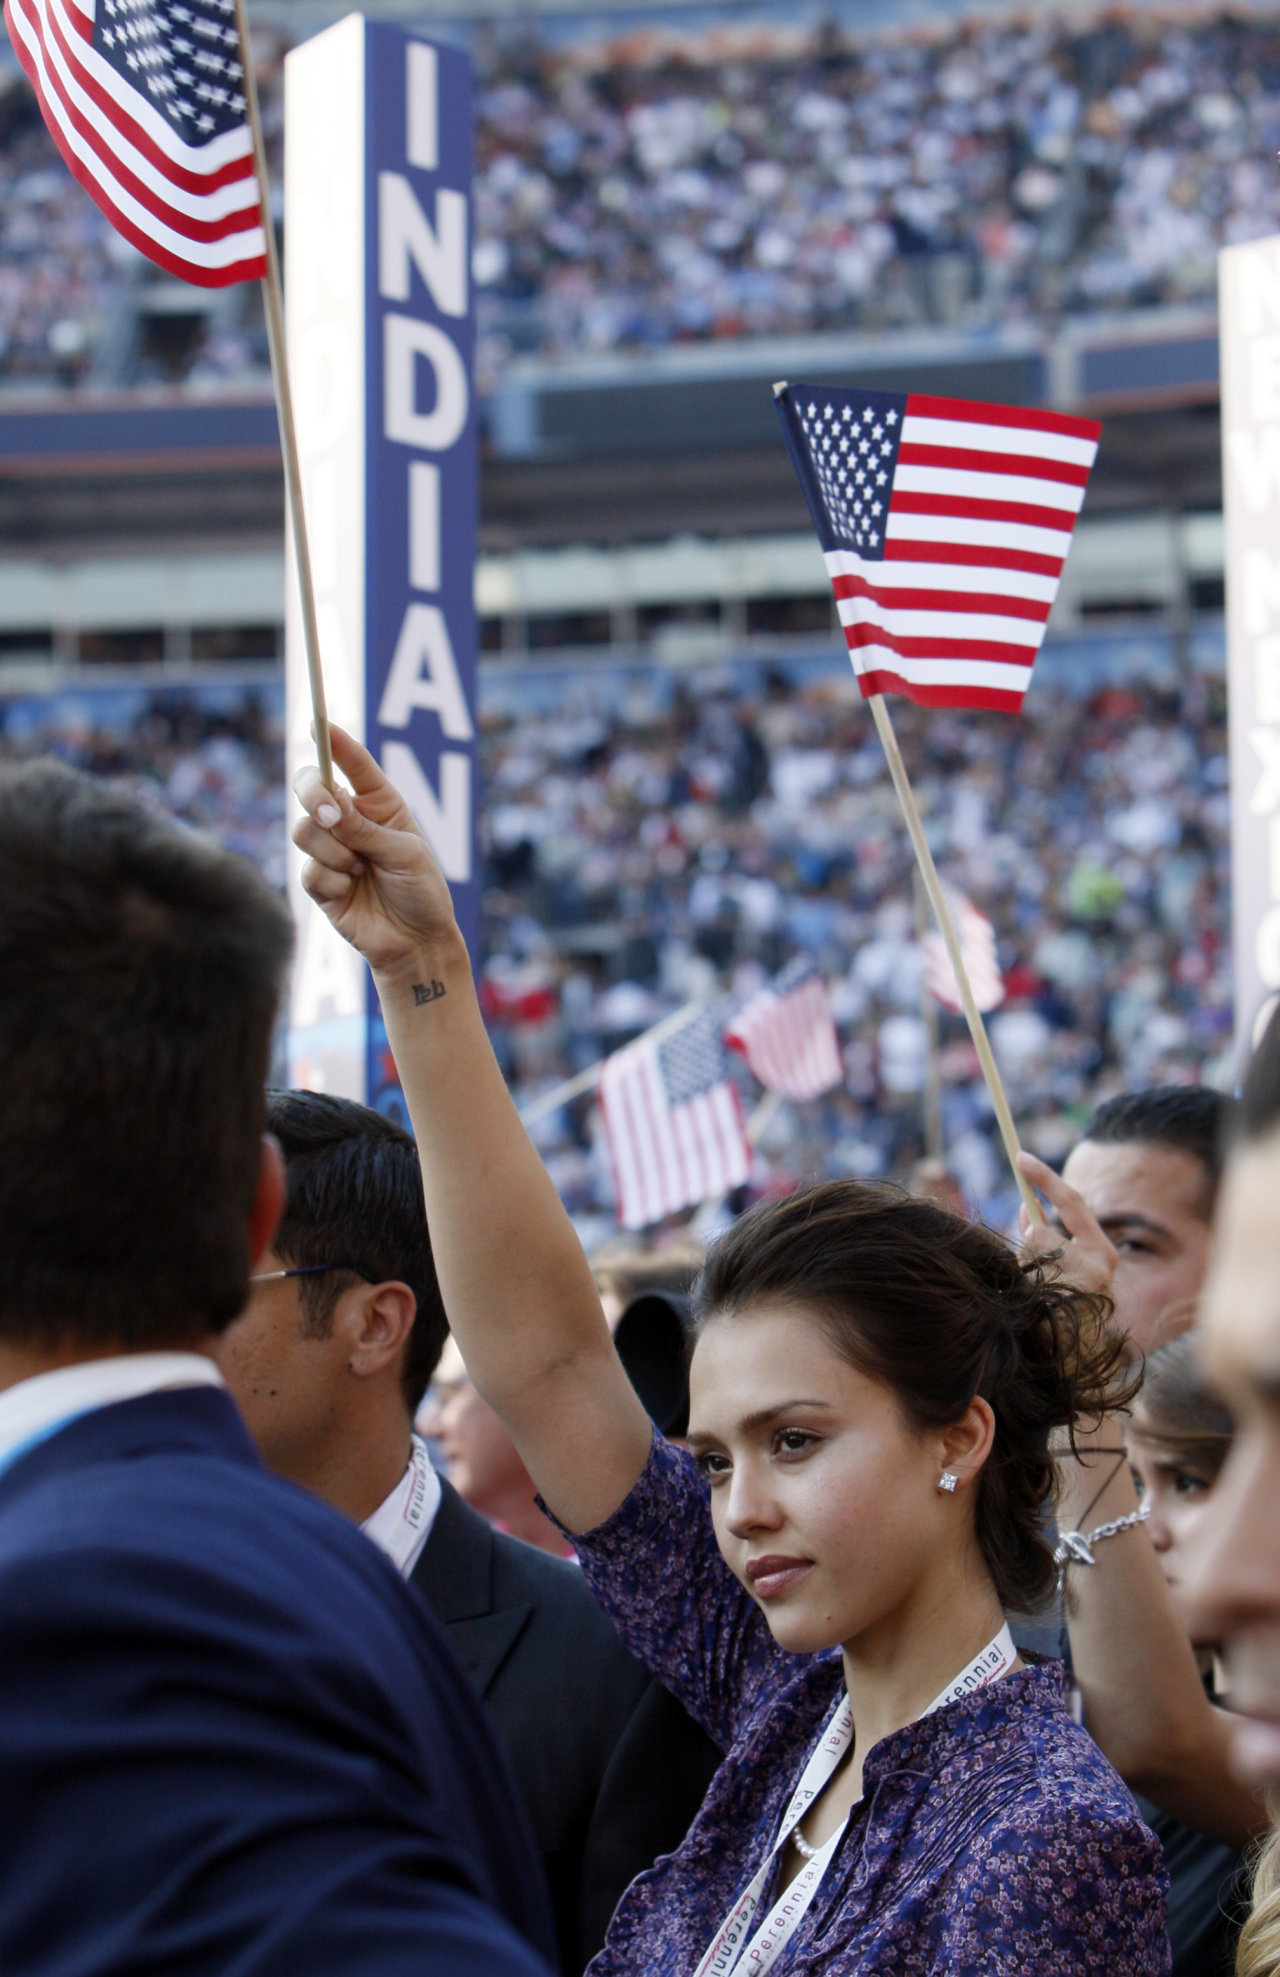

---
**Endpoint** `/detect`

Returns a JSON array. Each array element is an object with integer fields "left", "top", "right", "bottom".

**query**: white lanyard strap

[{"left": 693, "top": 1623, "right": 1016, "bottom": 1977}]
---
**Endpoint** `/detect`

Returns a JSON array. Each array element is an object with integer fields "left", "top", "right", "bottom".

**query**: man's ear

[
  {"left": 342, "top": 1282, "right": 418, "bottom": 1381},
  {"left": 248, "top": 1134, "right": 286, "bottom": 1270}
]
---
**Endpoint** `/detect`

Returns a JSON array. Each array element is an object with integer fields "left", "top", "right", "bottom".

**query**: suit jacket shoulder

[
  {"left": 413, "top": 1482, "right": 721, "bottom": 1973},
  {"left": 0, "top": 1390, "right": 554, "bottom": 1977}
]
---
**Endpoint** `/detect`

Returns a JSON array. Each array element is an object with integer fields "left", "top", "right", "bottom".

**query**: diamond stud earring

[{"left": 938, "top": 1471, "right": 959, "bottom": 1494}]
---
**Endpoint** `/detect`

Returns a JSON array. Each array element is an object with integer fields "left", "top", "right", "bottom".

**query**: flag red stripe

[
  {"left": 883, "top": 538, "right": 1065, "bottom": 579},
  {"left": 4, "top": 13, "right": 263, "bottom": 281},
  {"left": 830, "top": 575, "right": 1051, "bottom": 623},
  {"left": 843, "top": 622, "right": 1038, "bottom": 666},
  {"left": 855, "top": 667, "right": 1025, "bottom": 711},
  {"left": 889, "top": 489, "right": 1079, "bottom": 533},
  {"left": 904, "top": 393, "right": 1102, "bottom": 443},
  {"left": 896, "top": 442, "right": 1091, "bottom": 489},
  {"left": 25, "top": 0, "right": 258, "bottom": 198}
]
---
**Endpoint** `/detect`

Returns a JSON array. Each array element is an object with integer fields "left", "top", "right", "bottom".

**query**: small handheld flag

[
  {"left": 600, "top": 1006, "right": 750, "bottom": 1231},
  {"left": 922, "top": 891, "right": 1005, "bottom": 1016},
  {"left": 4, "top": 0, "right": 267, "bottom": 285},
  {"left": 725, "top": 958, "right": 844, "bottom": 1103},
  {"left": 775, "top": 383, "right": 1099, "bottom": 713},
  {"left": 773, "top": 379, "right": 1093, "bottom": 1220},
  {"left": 6, "top": 0, "right": 335, "bottom": 785}
]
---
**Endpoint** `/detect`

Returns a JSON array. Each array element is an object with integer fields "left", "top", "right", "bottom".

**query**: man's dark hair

[
  {"left": 1079, "top": 1084, "right": 1232, "bottom": 1215},
  {"left": 0, "top": 759, "right": 292, "bottom": 1348},
  {"left": 265, "top": 1090, "right": 447, "bottom": 1413}
]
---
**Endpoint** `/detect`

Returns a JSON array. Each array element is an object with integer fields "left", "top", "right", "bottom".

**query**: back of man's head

[
  {"left": 265, "top": 1090, "right": 448, "bottom": 1414},
  {"left": 0, "top": 759, "right": 292, "bottom": 1351},
  {"left": 1079, "top": 1084, "right": 1231, "bottom": 1217}
]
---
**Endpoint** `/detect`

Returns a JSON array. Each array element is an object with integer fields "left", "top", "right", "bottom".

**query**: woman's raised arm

[{"left": 293, "top": 727, "right": 653, "bottom": 1533}]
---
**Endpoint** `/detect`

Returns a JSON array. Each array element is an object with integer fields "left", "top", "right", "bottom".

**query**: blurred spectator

[
  {"left": 1060, "top": 1083, "right": 1230, "bottom": 1357},
  {"left": 592, "top": 1235, "right": 703, "bottom": 1326},
  {"left": 421, "top": 1337, "right": 573, "bottom": 1557}
]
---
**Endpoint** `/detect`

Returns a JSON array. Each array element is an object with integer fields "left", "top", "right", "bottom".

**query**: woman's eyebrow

[{"left": 686, "top": 1399, "right": 837, "bottom": 1449}]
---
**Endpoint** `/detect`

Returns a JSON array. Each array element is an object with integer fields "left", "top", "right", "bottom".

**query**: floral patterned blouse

[{"left": 567, "top": 1434, "right": 1170, "bottom": 1977}]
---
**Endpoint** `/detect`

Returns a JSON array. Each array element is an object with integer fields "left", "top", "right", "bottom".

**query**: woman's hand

[
  {"left": 1017, "top": 1150, "right": 1118, "bottom": 1304},
  {"left": 292, "top": 725, "right": 462, "bottom": 976}
]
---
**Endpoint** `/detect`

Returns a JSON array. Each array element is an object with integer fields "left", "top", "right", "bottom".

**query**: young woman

[
  {"left": 292, "top": 729, "right": 1170, "bottom": 1976},
  {"left": 1127, "top": 1335, "right": 1234, "bottom": 1626},
  {"left": 1127, "top": 1339, "right": 1247, "bottom": 1977}
]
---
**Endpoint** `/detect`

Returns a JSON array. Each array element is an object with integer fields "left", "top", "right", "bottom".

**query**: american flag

[
  {"left": 724, "top": 958, "right": 844, "bottom": 1102},
  {"left": 921, "top": 890, "right": 1005, "bottom": 1015},
  {"left": 4, "top": 0, "right": 267, "bottom": 286},
  {"left": 775, "top": 383, "right": 1100, "bottom": 713},
  {"left": 599, "top": 1006, "right": 751, "bottom": 1231}
]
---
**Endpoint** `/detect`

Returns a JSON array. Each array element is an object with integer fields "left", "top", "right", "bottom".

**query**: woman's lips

[{"left": 746, "top": 1555, "right": 812, "bottom": 1600}]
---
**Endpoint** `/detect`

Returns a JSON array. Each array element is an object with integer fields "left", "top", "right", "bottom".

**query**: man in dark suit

[
  {"left": 0, "top": 761, "right": 555, "bottom": 1977},
  {"left": 219, "top": 1088, "right": 722, "bottom": 1975}
]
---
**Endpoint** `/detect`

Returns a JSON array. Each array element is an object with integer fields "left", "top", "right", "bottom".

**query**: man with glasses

[{"left": 219, "top": 1088, "right": 720, "bottom": 1976}]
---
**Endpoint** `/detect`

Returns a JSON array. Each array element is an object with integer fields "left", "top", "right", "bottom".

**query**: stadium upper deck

[
  {"left": 0, "top": 1, "right": 1275, "bottom": 393},
  {"left": 0, "top": 0, "right": 1260, "bottom": 667}
]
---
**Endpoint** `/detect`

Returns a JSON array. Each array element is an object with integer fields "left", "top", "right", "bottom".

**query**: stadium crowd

[
  {"left": 478, "top": 659, "right": 1232, "bottom": 1232},
  {"left": 0, "top": 657, "right": 1232, "bottom": 1233},
  {"left": 471, "top": 3, "right": 1280, "bottom": 382},
  {"left": 1, "top": 5, "right": 1280, "bottom": 388}
]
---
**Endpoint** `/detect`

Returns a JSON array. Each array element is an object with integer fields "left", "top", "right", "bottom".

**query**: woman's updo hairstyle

[{"left": 692, "top": 1178, "right": 1132, "bottom": 1614}]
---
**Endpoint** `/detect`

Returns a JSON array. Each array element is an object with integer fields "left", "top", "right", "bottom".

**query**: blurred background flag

[
  {"left": 3, "top": 0, "right": 267, "bottom": 284},
  {"left": 921, "top": 890, "right": 1005, "bottom": 1016},
  {"left": 600, "top": 1005, "right": 750, "bottom": 1231},
  {"left": 775, "top": 383, "right": 1100, "bottom": 713},
  {"left": 724, "top": 958, "right": 844, "bottom": 1102}
]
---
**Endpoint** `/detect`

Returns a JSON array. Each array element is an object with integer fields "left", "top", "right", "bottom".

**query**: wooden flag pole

[
  {"left": 232, "top": 0, "right": 334, "bottom": 790},
  {"left": 868, "top": 694, "right": 1043, "bottom": 1223},
  {"left": 913, "top": 868, "right": 945, "bottom": 1163}
]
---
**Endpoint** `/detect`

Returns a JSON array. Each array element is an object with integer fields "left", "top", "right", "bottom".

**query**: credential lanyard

[{"left": 692, "top": 1621, "right": 1016, "bottom": 1977}]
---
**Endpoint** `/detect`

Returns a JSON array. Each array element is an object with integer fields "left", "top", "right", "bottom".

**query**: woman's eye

[
  {"left": 695, "top": 1451, "right": 731, "bottom": 1480},
  {"left": 1173, "top": 1471, "right": 1208, "bottom": 1498},
  {"left": 775, "top": 1429, "right": 819, "bottom": 1458},
  {"left": 1129, "top": 1467, "right": 1146, "bottom": 1501}
]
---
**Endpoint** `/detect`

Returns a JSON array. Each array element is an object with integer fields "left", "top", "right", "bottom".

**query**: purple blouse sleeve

[{"left": 561, "top": 1431, "right": 797, "bottom": 1752}]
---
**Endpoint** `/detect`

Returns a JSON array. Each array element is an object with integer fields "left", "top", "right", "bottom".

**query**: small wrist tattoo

[{"left": 412, "top": 979, "right": 447, "bottom": 1007}]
